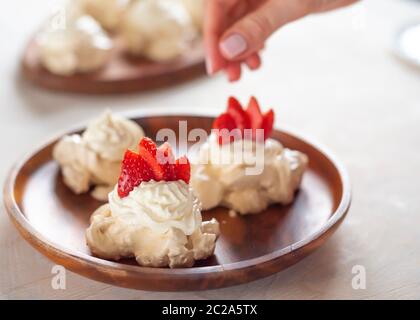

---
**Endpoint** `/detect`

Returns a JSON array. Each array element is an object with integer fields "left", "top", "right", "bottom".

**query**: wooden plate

[
  {"left": 3, "top": 113, "right": 351, "bottom": 291},
  {"left": 21, "top": 36, "right": 206, "bottom": 94}
]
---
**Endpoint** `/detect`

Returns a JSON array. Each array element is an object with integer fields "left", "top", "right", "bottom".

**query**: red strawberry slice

[
  {"left": 261, "top": 109, "right": 274, "bottom": 140},
  {"left": 138, "top": 138, "right": 164, "bottom": 181},
  {"left": 162, "top": 163, "right": 176, "bottom": 181},
  {"left": 139, "top": 137, "right": 157, "bottom": 157},
  {"left": 212, "top": 96, "right": 276, "bottom": 144},
  {"left": 118, "top": 138, "right": 192, "bottom": 197},
  {"left": 212, "top": 112, "right": 237, "bottom": 144},
  {"left": 140, "top": 151, "right": 164, "bottom": 181},
  {"left": 174, "top": 156, "right": 190, "bottom": 184},
  {"left": 227, "top": 97, "right": 250, "bottom": 130},
  {"left": 246, "top": 96, "right": 264, "bottom": 131},
  {"left": 156, "top": 142, "right": 175, "bottom": 164},
  {"left": 212, "top": 112, "right": 236, "bottom": 130},
  {"left": 118, "top": 150, "right": 153, "bottom": 197},
  {"left": 157, "top": 143, "right": 176, "bottom": 180}
]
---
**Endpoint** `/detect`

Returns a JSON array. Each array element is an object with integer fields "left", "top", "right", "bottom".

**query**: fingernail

[
  {"left": 220, "top": 34, "right": 247, "bottom": 59},
  {"left": 205, "top": 57, "right": 214, "bottom": 75}
]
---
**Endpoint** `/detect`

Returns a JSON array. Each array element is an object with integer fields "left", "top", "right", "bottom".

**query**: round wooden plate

[
  {"left": 21, "top": 36, "right": 206, "bottom": 94},
  {"left": 3, "top": 113, "right": 351, "bottom": 291}
]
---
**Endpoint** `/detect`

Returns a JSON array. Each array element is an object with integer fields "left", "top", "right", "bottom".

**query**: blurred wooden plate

[
  {"left": 21, "top": 36, "right": 206, "bottom": 94},
  {"left": 3, "top": 113, "right": 351, "bottom": 291}
]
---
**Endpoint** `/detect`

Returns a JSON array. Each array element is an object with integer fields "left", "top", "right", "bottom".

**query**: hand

[{"left": 204, "top": 0, "right": 359, "bottom": 82}]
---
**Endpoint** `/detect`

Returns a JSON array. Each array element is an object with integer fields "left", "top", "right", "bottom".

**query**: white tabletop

[{"left": 1, "top": 0, "right": 420, "bottom": 299}]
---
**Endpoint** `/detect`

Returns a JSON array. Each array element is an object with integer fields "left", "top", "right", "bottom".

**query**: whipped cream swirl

[
  {"left": 121, "top": 0, "right": 198, "bottom": 61},
  {"left": 78, "top": 0, "right": 131, "bottom": 31},
  {"left": 109, "top": 180, "right": 201, "bottom": 235},
  {"left": 38, "top": 13, "right": 113, "bottom": 76},
  {"left": 53, "top": 111, "right": 144, "bottom": 200},
  {"left": 83, "top": 111, "right": 144, "bottom": 161}
]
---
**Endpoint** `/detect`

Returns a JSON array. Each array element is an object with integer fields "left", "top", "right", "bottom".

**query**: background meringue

[{"left": 53, "top": 111, "right": 144, "bottom": 200}]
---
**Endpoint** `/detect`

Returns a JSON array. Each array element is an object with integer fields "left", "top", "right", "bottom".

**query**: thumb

[{"left": 219, "top": 1, "right": 312, "bottom": 60}]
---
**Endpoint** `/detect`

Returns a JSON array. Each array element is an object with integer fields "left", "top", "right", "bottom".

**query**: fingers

[
  {"left": 219, "top": 0, "right": 311, "bottom": 61},
  {"left": 226, "top": 62, "right": 242, "bottom": 82},
  {"left": 224, "top": 52, "right": 261, "bottom": 83},
  {"left": 204, "top": 0, "right": 359, "bottom": 81},
  {"left": 245, "top": 53, "right": 261, "bottom": 70},
  {"left": 204, "top": 0, "right": 266, "bottom": 80},
  {"left": 203, "top": 0, "right": 229, "bottom": 74},
  {"left": 313, "top": 0, "right": 359, "bottom": 12}
]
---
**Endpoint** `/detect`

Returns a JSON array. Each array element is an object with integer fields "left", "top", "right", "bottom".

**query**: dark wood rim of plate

[
  {"left": 21, "top": 35, "right": 206, "bottom": 94},
  {"left": 3, "top": 111, "right": 351, "bottom": 291}
]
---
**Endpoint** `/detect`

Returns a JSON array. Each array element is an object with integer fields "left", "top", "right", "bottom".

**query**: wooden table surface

[{"left": 1, "top": 0, "right": 419, "bottom": 299}]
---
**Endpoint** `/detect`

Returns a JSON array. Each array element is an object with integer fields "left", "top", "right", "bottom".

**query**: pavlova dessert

[
  {"left": 77, "top": 0, "right": 131, "bottom": 32},
  {"left": 180, "top": 0, "right": 204, "bottom": 31},
  {"left": 86, "top": 137, "right": 219, "bottom": 268},
  {"left": 53, "top": 111, "right": 144, "bottom": 201},
  {"left": 37, "top": 4, "right": 114, "bottom": 76},
  {"left": 36, "top": 0, "right": 204, "bottom": 76},
  {"left": 191, "top": 97, "right": 308, "bottom": 215},
  {"left": 121, "top": 0, "right": 199, "bottom": 61}
]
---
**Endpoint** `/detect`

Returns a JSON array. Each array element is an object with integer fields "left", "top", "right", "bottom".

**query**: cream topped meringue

[
  {"left": 121, "top": 0, "right": 197, "bottom": 61},
  {"left": 109, "top": 181, "right": 202, "bottom": 235},
  {"left": 78, "top": 0, "right": 131, "bottom": 31},
  {"left": 53, "top": 111, "right": 144, "bottom": 200},
  {"left": 86, "top": 180, "right": 219, "bottom": 268},
  {"left": 191, "top": 134, "right": 308, "bottom": 215},
  {"left": 82, "top": 111, "right": 143, "bottom": 162},
  {"left": 180, "top": 0, "right": 204, "bottom": 30},
  {"left": 38, "top": 14, "right": 113, "bottom": 76}
]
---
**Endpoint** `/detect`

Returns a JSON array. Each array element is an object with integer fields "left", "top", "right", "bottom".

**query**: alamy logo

[
  {"left": 51, "top": 265, "right": 66, "bottom": 290},
  {"left": 48, "top": 6, "right": 67, "bottom": 31},
  {"left": 351, "top": 265, "right": 366, "bottom": 290},
  {"left": 155, "top": 121, "right": 266, "bottom": 176}
]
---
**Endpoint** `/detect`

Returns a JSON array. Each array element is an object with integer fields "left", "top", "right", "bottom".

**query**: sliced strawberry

[
  {"left": 227, "top": 96, "right": 250, "bottom": 130},
  {"left": 139, "top": 137, "right": 157, "bottom": 157},
  {"left": 143, "top": 154, "right": 164, "bottom": 181},
  {"left": 157, "top": 143, "right": 176, "bottom": 180},
  {"left": 118, "top": 138, "right": 192, "bottom": 197},
  {"left": 261, "top": 109, "right": 274, "bottom": 140},
  {"left": 156, "top": 142, "right": 175, "bottom": 164},
  {"left": 138, "top": 138, "right": 164, "bottom": 181},
  {"left": 245, "top": 96, "right": 265, "bottom": 140},
  {"left": 212, "top": 96, "right": 275, "bottom": 144},
  {"left": 246, "top": 96, "right": 264, "bottom": 129},
  {"left": 118, "top": 150, "right": 153, "bottom": 197},
  {"left": 161, "top": 163, "right": 176, "bottom": 180},
  {"left": 212, "top": 112, "right": 236, "bottom": 130},
  {"left": 228, "top": 96, "right": 242, "bottom": 110},
  {"left": 212, "top": 112, "right": 237, "bottom": 144},
  {"left": 174, "top": 156, "right": 190, "bottom": 184}
]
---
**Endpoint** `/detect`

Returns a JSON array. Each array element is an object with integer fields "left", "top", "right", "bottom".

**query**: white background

[{"left": 1, "top": 0, "right": 420, "bottom": 299}]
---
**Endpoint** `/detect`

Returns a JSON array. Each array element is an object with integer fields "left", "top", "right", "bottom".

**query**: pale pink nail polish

[{"left": 220, "top": 34, "right": 247, "bottom": 59}]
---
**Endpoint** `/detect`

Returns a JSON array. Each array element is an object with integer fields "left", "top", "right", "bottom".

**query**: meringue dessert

[
  {"left": 86, "top": 138, "right": 219, "bottom": 268},
  {"left": 36, "top": 0, "right": 204, "bottom": 76},
  {"left": 180, "top": 0, "right": 204, "bottom": 30},
  {"left": 77, "top": 0, "right": 131, "bottom": 31},
  {"left": 191, "top": 97, "right": 308, "bottom": 215},
  {"left": 121, "top": 0, "right": 198, "bottom": 61},
  {"left": 37, "top": 12, "right": 113, "bottom": 76},
  {"left": 53, "top": 111, "right": 144, "bottom": 201}
]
